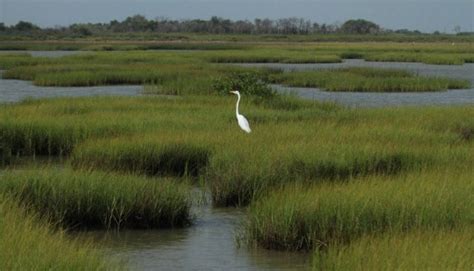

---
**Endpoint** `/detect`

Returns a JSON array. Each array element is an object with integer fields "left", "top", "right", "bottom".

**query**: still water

[
  {"left": 240, "top": 59, "right": 474, "bottom": 107},
  {"left": 0, "top": 74, "right": 142, "bottom": 103},
  {"left": 1, "top": 52, "right": 473, "bottom": 106},
  {"left": 273, "top": 84, "right": 474, "bottom": 107},
  {"left": 237, "top": 59, "right": 474, "bottom": 83},
  {"left": 0, "top": 50, "right": 84, "bottom": 58},
  {"left": 82, "top": 205, "right": 310, "bottom": 271}
]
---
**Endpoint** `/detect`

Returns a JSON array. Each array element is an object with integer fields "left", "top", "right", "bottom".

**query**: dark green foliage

[
  {"left": 212, "top": 72, "right": 275, "bottom": 97},
  {"left": 340, "top": 51, "right": 364, "bottom": 59},
  {"left": 341, "top": 19, "right": 380, "bottom": 34}
]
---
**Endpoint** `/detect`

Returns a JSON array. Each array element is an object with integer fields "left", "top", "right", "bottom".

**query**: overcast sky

[{"left": 1, "top": 0, "right": 472, "bottom": 33}]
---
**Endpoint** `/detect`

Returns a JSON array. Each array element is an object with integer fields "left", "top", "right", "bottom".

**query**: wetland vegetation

[{"left": 0, "top": 37, "right": 473, "bottom": 269}]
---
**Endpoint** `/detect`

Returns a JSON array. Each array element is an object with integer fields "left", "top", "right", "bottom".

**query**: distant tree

[
  {"left": 123, "top": 15, "right": 150, "bottom": 31},
  {"left": 14, "top": 21, "right": 40, "bottom": 32},
  {"left": 260, "top": 18, "right": 273, "bottom": 34},
  {"left": 340, "top": 19, "right": 380, "bottom": 34},
  {"left": 1, "top": 15, "right": 445, "bottom": 37},
  {"left": 453, "top": 25, "right": 461, "bottom": 34},
  {"left": 320, "top": 24, "right": 328, "bottom": 34},
  {"left": 70, "top": 24, "right": 93, "bottom": 36},
  {"left": 312, "top": 22, "right": 320, "bottom": 33}
]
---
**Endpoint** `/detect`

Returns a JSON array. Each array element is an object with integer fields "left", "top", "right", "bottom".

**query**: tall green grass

[
  {"left": 0, "top": 196, "right": 114, "bottom": 270},
  {"left": 71, "top": 135, "right": 212, "bottom": 177},
  {"left": 0, "top": 169, "right": 193, "bottom": 229},
  {"left": 271, "top": 67, "right": 470, "bottom": 92},
  {"left": 1, "top": 96, "right": 472, "bottom": 207},
  {"left": 0, "top": 112, "right": 135, "bottom": 156},
  {"left": 244, "top": 169, "right": 473, "bottom": 251},
  {"left": 314, "top": 227, "right": 474, "bottom": 270}
]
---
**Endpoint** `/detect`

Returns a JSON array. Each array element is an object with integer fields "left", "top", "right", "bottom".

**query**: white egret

[{"left": 229, "top": 91, "right": 251, "bottom": 133}]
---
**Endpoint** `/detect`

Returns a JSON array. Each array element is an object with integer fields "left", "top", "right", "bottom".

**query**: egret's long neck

[{"left": 235, "top": 92, "right": 241, "bottom": 116}]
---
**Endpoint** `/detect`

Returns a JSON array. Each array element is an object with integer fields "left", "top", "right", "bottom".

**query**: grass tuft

[
  {"left": 244, "top": 170, "right": 473, "bottom": 251},
  {"left": 0, "top": 169, "right": 193, "bottom": 229}
]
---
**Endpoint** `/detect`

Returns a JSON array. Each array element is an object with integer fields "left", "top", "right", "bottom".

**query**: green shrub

[{"left": 212, "top": 72, "right": 275, "bottom": 97}]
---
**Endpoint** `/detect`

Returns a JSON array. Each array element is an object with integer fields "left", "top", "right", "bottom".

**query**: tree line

[{"left": 0, "top": 15, "right": 466, "bottom": 36}]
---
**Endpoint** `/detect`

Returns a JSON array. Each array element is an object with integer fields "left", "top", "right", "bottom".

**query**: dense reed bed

[
  {"left": 0, "top": 169, "right": 192, "bottom": 229},
  {"left": 71, "top": 135, "right": 212, "bottom": 177},
  {"left": 2, "top": 96, "right": 472, "bottom": 207},
  {"left": 313, "top": 227, "right": 474, "bottom": 270},
  {"left": 244, "top": 168, "right": 473, "bottom": 251},
  {"left": 0, "top": 196, "right": 113, "bottom": 270},
  {"left": 271, "top": 67, "right": 470, "bottom": 92}
]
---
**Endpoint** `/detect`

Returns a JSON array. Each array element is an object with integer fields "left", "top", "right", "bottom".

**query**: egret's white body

[{"left": 230, "top": 91, "right": 251, "bottom": 133}]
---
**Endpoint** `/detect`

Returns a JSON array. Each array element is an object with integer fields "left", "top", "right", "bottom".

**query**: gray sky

[{"left": 1, "top": 0, "right": 472, "bottom": 33}]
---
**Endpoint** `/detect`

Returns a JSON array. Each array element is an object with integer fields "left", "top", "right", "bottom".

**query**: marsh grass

[
  {"left": 364, "top": 52, "right": 474, "bottom": 65},
  {"left": 314, "top": 227, "right": 474, "bottom": 270},
  {"left": 0, "top": 46, "right": 471, "bottom": 92},
  {"left": 0, "top": 114, "right": 135, "bottom": 156},
  {"left": 0, "top": 169, "right": 193, "bottom": 229},
  {"left": 0, "top": 196, "right": 114, "bottom": 270},
  {"left": 271, "top": 67, "right": 470, "bottom": 92},
  {"left": 206, "top": 50, "right": 342, "bottom": 64},
  {"left": 71, "top": 136, "right": 212, "bottom": 177},
  {"left": 1, "top": 96, "right": 472, "bottom": 207},
  {"left": 244, "top": 169, "right": 473, "bottom": 251},
  {"left": 0, "top": 41, "right": 473, "bottom": 268}
]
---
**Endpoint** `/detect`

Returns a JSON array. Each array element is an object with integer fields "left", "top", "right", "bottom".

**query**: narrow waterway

[
  {"left": 237, "top": 59, "right": 474, "bottom": 83},
  {"left": 81, "top": 204, "right": 310, "bottom": 271}
]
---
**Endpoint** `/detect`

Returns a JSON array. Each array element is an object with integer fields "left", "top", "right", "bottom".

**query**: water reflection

[{"left": 82, "top": 206, "right": 310, "bottom": 271}]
